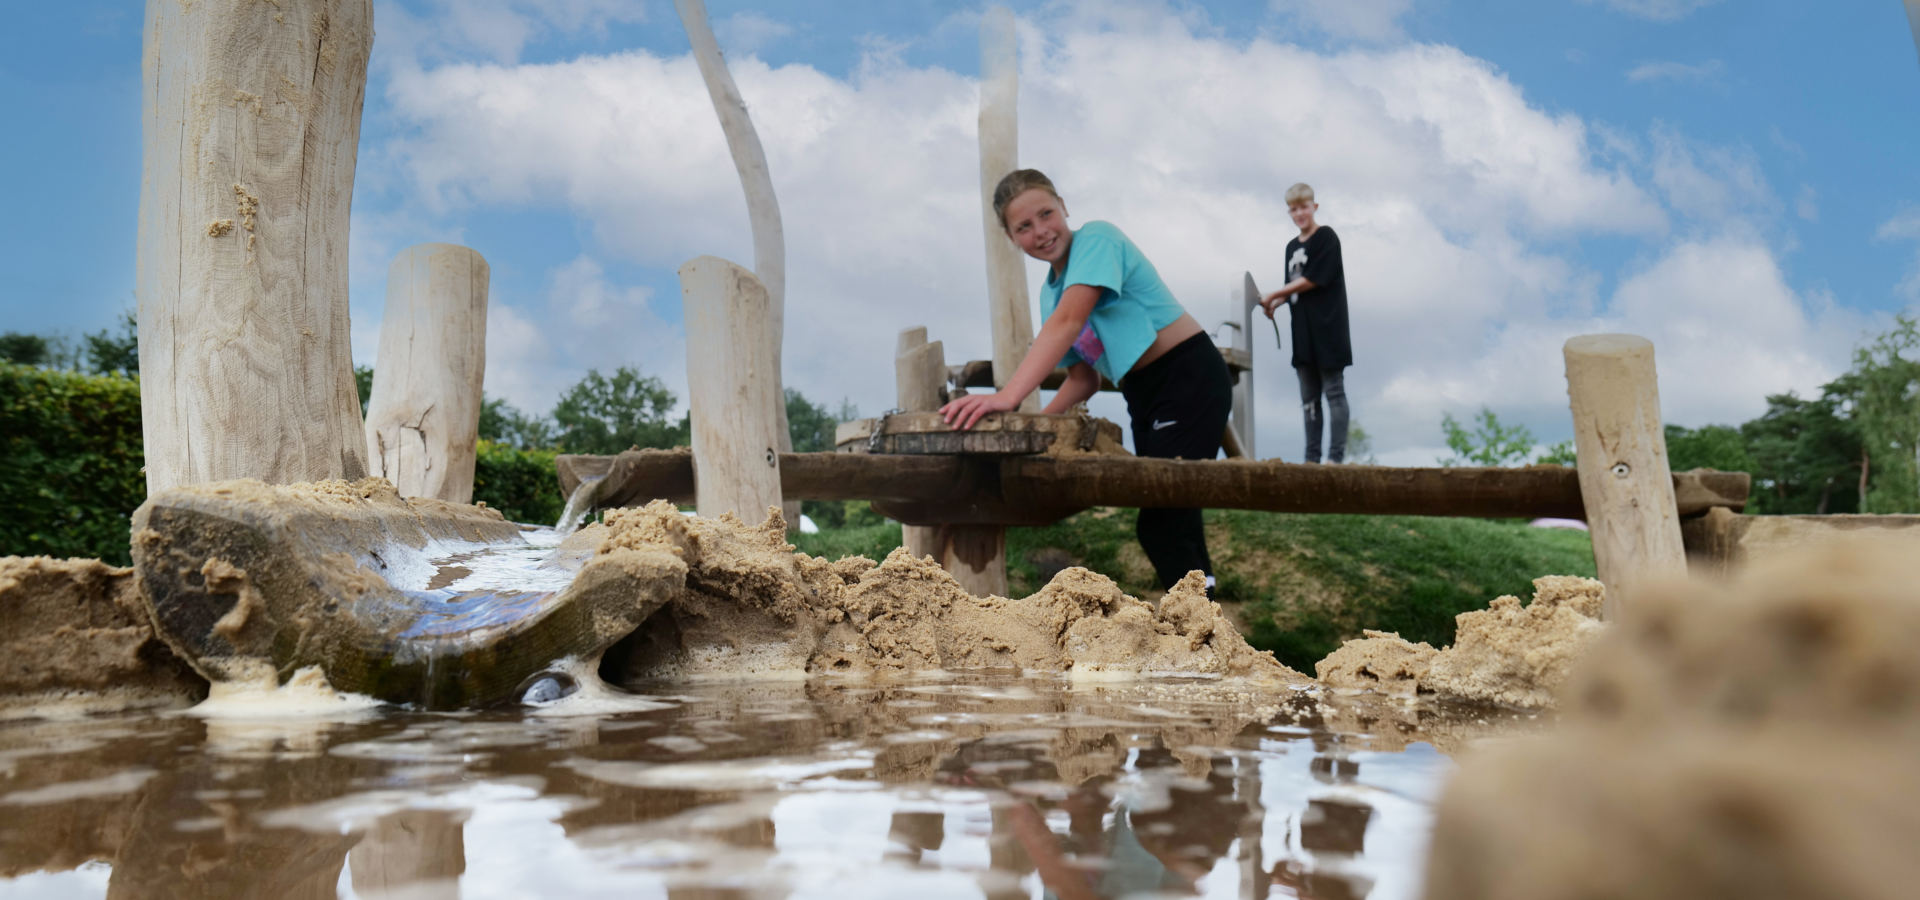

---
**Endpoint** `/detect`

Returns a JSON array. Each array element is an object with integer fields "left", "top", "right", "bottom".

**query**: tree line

[{"left": 1439, "top": 316, "right": 1920, "bottom": 515}]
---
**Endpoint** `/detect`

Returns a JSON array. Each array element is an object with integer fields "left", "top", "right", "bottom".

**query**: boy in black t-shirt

[{"left": 1259, "top": 183, "right": 1351, "bottom": 463}]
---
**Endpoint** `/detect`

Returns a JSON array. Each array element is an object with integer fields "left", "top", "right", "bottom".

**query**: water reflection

[{"left": 0, "top": 675, "right": 1536, "bottom": 899}]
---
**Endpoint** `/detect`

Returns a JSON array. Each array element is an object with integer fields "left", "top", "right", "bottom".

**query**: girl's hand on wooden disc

[{"left": 941, "top": 391, "right": 1016, "bottom": 431}]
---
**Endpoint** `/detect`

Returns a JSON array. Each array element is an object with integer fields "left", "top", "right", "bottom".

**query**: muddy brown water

[{"left": 0, "top": 675, "right": 1540, "bottom": 899}]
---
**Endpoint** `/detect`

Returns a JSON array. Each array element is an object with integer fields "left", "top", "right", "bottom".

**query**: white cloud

[
  {"left": 1268, "top": 0, "right": 1416, "bottom": 43},
  {"left": 715, "top": 12, "right": 793, "bottom": 57},
  {"left": 375, "top": 0, "right": 648, "bottom": 65},
  {"left": 1625, "top": 59, "right": 1725, "bottom": 83},
  {"left": 1880, "top": 207, "right": 1920, "bottom": 303},
  {"left": 482, "top": 256, "right": 687, "bottom": 415},
  {"left": 371, "top": 0, "right": 1853, "bottom": 460},
  {"left": 1795, "top": 185, "right": 1818, "bottom": 223},
  {"left": 1583, "top": 0, "right": 1723, "bottom": 23}
]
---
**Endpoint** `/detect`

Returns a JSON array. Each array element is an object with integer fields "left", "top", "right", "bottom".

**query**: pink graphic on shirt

[{"left": 1072, "top": 323, "right": 1105, "bottom": 364}]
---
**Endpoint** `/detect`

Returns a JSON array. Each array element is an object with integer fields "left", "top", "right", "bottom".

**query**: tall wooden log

[
  {"left": 364, "top": 244, "right": 488, "bottom": 503},
  {"left": 675, "top": 0, "right": 798, "bottom": 529},
  {"left": 136, "top": 0, "right": 374, "bottom": 492},
  {"left": 1565, "top": 334, "right": 1688, "bottom": 618},
  {"left": 681, "top": 257, "right": 784, "bottom": 521},
  {"left": 979, "top": 6, "right": 1039, "bottom": 413},
  {"left": 897, "top": 328, "right": 945, "bottom": 562}
]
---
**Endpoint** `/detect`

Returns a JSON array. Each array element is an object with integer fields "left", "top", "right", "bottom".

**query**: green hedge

[
  {"left": 0, "top": 366, "right": 570, "bottom": 564},
  {"left": 1, "top": 363, "right": 146, "bottom": 565},
  {"left": 472, "top": 440, "right": 565, "bottom": 526}
]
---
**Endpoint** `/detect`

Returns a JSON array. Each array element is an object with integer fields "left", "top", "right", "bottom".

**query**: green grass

[{"left": 790, "top": 506, "right": 1596, "bottom": 672}]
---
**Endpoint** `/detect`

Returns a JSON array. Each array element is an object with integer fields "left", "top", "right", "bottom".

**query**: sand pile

[
  {"left": 596, "top": 501, "right": 1308, "bottom": 683},
  {"left": 0, "top": 556, "right": 207, "bottom": 716},
  {"left": 1424, "top": 540, "right": 1920, "bottom": 900},
  {"left": 1316, "top": 575, "right": 1606, "bottom": 709}
]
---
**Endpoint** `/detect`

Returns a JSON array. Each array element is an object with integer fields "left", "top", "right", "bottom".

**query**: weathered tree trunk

[
  {"left": 674, "top": 0, "right": 799, "bottom": 529},
  {"left": 1564, "top": 334, "right": 1688, "bottom": 618},
  {"left": 681, "top": 257, "right": 785, "bottom": 522},
  {"left": 979, "top": 6, "right": 1039, "bottom": 413},
  {"left": 136, "top": 0, "right": 373, "bottom": 492},
  {"left": 365, "top": 244, "right": 488, "bottom": 503}
]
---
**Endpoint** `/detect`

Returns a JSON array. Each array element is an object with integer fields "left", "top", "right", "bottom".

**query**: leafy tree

[
  {"left": 479, "top": 396, "right": 558, "bottom": 450},
  {"left": 553, "top": 366, "right": 689, "bottom": 454},
  {"left": 0, "top": 333, "right": 50, "bottom": 367},
  {"left": 1664, "top": 424, "right": 1753, "bottom": 473},
  {"left": 82, "top": 311, "right": 138, "bottom": 377},
  {"left": 354, "top": 365, "right": 375, "bottom": 416},
  {"left": 1537, "top": 440, "right": 1577, "bottom": 467},
  {"left": 1439, "top": 407, "right": 1536, "bottom": 467},
  {"left": 786, "top": 388, "right": 858, "bottom": 454},
  {"left": 1739, "top": 391, "right": 1862, "bottom": 515},
  {"left": 1345, "top": 420, "right": 1378, "bottom": 465},
  {"left": 1846, "top": 315, "right": 1920, "bottom": 513}
]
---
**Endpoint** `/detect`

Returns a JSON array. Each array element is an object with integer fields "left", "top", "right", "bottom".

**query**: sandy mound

[
  {"left": 598, "top": 501, "right": 1308, "bottom": 683},
  {"left": 1315, "top": 575, "right": 1606, "bottom": 709},
  {"left": 0, "top": 556, "right": 208, "bottom": 715},
  {"left": 1315, "top": 630, "right": 1437, "bottom": 697},
  {"left": 1424, "top": 541, "right": 1920, "bottom": 900}
]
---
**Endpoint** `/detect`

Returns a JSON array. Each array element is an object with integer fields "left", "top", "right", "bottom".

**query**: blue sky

[{"left": 4, "top": 0, "right": 1919, "bottom": 463}]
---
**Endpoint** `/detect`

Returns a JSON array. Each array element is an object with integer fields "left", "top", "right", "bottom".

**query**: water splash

[{"left": 555, "top": 475, "right": 606, "bottom": 535}]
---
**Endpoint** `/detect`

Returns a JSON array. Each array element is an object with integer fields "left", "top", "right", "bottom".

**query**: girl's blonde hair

[{"left": 992, "top": 169, "right": 1062, "bottom": 231}]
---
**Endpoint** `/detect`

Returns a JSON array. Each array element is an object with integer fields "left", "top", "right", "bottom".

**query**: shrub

[
  {"left": 0, "top": 363, "right": 146, "bottom": 564},
  {"left": 472, "top": 440, "right": 565, "bottom": 525}
]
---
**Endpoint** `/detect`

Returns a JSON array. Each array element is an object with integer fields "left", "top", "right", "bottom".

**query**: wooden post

[
  {"left": 979, "top": 6, "right": 1039, "bottom": 413},
  {"left": 931, "top": 525, "right": 1009, "bottom": 598},
  {"left": 364, "top": 245, "right": 488, "bottom": 503},
  {"left": 136, "top": 0, "right": 374, "bottom": 492},
  {"left": 896, "top": 327, "right": 946, "bottom": 563},
  {"left": 675, "top": 0, "right": 800, "bottom": 530},
  {"left": 1564, "top": 334, "right": 1688, "bottom": 617},
  {"left": 682, "top": 257, "right": 784, "bottom": 521}
]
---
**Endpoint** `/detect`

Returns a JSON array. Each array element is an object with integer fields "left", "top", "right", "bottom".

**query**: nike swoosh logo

[{"left": 1152, "top": 419, "right": 1176, "bottom": 430}]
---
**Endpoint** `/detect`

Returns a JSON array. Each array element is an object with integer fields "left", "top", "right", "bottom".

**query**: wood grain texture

[
  {"left": 681, "top": 257, "right": 785, "bottom": 521},
  {"left": 979, "top": 6, "right": 1039, "bottom": 412},
  {"left": 1565, "top": 334, "right": 1689, "bottom": 617},
  {"left": 675, "top": 0, "right": 797, "bottom": 529},
  {"left": 365, "top": 244, "right": 489, "bottom": 503},
  {"left": 564, "top": 450, "right": 1747, "bottom": 525},
  {"left": 136, "top": 0, "right": 374, "bottom": 491},
  {"left": 895, "top": 328, "right": 943, "bottom": 563}
]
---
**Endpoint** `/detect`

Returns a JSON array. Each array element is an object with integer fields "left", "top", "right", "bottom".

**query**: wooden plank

[
  {"left": 365, "top": 244, "right": 489, "bottom": 503},
  {"left": 137, "top": 0, "right": 374, "bottom": 492},
  {"left": 1565, "top": 334, "right": 1688, "bottom": 616},
  {"left": 835, "top": 411, "right": 1125, "bottom": 456},
  {"left": 953, "top": 349, "right": 1247, "bottom": 396}
]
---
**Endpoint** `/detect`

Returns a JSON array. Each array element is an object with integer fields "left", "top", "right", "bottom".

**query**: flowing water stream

[{"left": 0, "top": 674, "right": 1538, "bottom": 899}]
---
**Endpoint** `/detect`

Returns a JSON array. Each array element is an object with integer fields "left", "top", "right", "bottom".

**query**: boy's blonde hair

[
  {"left": 992, "top": 169, "right": 1062, "bottom": 231},
  {"left": 1285, "top": 183, "right": 1315, "bottom": 206}
]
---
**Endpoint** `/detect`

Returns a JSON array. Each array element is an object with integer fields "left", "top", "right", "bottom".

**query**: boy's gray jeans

[{"left": 1295, "top": 366, "right": 1349, "bottom": 463}]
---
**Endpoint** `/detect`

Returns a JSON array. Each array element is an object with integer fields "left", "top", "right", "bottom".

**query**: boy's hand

[
  {"left": 1259, "top": 290, "right": 1289, "bottom": 318},
  {"left": 941, "top": 390, "right": 1018, "bottom": 431}
]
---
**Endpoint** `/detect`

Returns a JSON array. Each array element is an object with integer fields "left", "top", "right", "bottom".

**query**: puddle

[{"left": 0, "top": 674, "right": 1537, "bottom": 899}]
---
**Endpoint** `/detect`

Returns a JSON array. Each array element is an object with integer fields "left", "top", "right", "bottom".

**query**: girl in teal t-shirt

[{"left": 941, "top": 169, "right": 1234, "bottom": 593}]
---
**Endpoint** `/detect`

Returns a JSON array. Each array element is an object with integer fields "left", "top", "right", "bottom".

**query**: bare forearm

[
  {"left": 1042, "top": 365, "right": 1100, "bottom": 413},
  {"left": 1003, "top": 316, "right": 1080, "bottom": 405}
]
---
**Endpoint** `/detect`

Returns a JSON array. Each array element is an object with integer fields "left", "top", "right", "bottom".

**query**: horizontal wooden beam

[{"left": 557, "top": 450, "right": 1748, "bottom": 524}]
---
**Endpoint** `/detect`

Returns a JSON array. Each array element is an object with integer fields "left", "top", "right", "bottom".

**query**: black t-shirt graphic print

[{"left": 1284, "top": 226, "right": 1352, "bottom": 370}]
